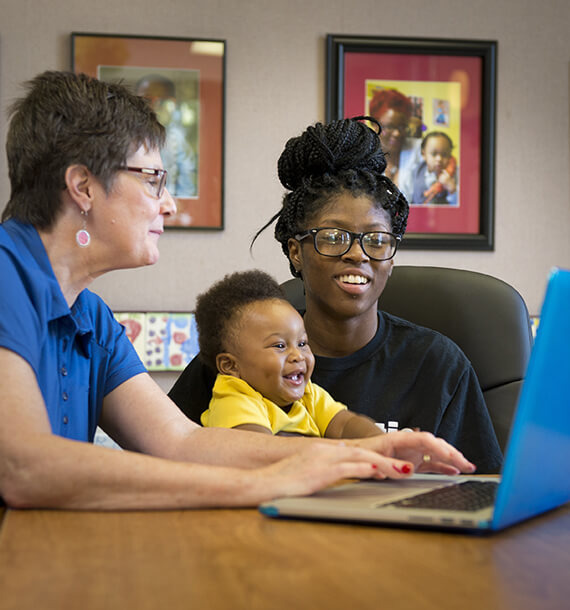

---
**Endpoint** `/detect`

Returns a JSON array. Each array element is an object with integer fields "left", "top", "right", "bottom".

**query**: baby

[
  {"left": 196, "top": 270, "right": 383, "bottom": 438},
  {"left": 411, "top": 131, "right": 457, "bottom": 205}
]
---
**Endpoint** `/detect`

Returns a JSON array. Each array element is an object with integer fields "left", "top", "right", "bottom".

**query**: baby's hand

[{"left": 439, "top": 170, "right": 456, "bottom": 194}]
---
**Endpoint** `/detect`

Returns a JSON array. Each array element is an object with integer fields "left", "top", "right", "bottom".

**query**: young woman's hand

[
  {"left": 348, "top": 431, "right": 477, "bottom": 476},
  {"left": 256, "top": 440, "right": 442, "bottom": 500}
]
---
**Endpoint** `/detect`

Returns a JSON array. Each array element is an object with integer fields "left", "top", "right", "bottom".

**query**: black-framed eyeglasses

[
  {"left": 118, "top": 166, "right": 168, "bottom": 198},
  {"left": 295, "top": 227, "right": 401, "bottom": 261}
]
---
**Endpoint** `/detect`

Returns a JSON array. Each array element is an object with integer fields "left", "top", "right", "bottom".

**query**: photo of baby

[{"left": 411, "top": 131, "right": 457, "bottom": 205}]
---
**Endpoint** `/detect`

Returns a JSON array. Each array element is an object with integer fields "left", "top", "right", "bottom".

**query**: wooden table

[{"left": 0, "top": 503, "right": 569, "bottom": 610}]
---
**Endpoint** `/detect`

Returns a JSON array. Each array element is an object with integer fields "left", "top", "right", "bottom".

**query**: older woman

[
  {"left": 0, "top": 72, "right": 474, "bottom": 510},
  {"left": 170, "top": 117, "right": 502, "bottom": 473}
]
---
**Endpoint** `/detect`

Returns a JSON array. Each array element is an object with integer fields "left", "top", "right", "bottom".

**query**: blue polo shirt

[{"left": 0, "top": 219, "right": 146, "bottom": 442}]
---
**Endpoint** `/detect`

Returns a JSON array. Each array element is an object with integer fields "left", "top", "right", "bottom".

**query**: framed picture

[
  {"left": 326, "top": 35, "right": 497, "bottom": 250},
  {"left": 72, "top": 33, "right": 225, "bottom": 230}
]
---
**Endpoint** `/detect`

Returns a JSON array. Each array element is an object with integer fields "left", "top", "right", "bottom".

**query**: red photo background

[{"left": 343, "top": 51, "right": 482, "bottom": 235}]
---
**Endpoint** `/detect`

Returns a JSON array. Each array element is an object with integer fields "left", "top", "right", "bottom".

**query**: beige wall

[{"left": 1, "top": 0, "right": 569, "bottom": 318}]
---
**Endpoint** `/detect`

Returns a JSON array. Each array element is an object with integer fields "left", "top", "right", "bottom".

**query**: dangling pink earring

[{"left": 75, "top": 210, "right": 91, "bottom": 248}]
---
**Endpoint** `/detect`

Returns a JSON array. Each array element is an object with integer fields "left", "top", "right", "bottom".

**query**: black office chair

[{"left": 280, "top": 266, "right": 533, "bottom": 451}]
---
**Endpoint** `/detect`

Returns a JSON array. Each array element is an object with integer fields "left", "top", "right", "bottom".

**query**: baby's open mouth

[{"left": 284, "top": 371, "right": 305, "bottom": 384}]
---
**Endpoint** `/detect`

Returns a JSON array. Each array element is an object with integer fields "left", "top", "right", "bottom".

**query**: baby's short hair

[
  {"left": 195, "top": 269, "right": 287, "bottom": 370},
  {"left": 421, "top": 131, "right": 454, "bottom": 152}
]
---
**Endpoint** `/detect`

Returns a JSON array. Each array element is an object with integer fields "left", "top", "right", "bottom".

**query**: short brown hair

[{"left": 3, "top": 70, "right": 165, "bottom": 229}]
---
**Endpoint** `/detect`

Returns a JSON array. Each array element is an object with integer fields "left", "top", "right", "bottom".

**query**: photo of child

[{"left": 411, "top": 131, "right": 457, "bottom": 205}]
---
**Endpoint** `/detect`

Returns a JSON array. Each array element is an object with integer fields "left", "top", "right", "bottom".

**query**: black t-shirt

[{"left": 168, "top": 312, "right": 503, "bottom": 473}]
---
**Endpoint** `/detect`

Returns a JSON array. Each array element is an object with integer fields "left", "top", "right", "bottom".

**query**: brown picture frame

[
  {"left": 72, "top": 32, "right": 225, "bottom": 230},
  {"left": 326, "top": 35, "right": 497, "bottom": 250}
]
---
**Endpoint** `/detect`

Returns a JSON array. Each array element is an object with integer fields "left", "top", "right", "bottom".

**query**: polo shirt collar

[{"left": 3, "top": 220, "right": 94, "bottom": 353}]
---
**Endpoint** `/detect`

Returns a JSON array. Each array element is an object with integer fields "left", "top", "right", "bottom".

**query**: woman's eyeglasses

[
  {"left": 295, "top": 227, "right": 401, "bottom": 261},
  {"left": 118, "top": 166, "right": 168, "bottom": 198}
]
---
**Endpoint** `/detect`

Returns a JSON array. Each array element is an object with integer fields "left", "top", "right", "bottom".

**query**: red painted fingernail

[
  {"left": 371, "top": 464, "right": 378, "bottom": 470},
  {"left": 402, "top": 464, "right": 412, "bottom": 474}
]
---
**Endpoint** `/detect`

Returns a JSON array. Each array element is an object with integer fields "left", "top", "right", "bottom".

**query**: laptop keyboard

[{"left": 384, "top": 480, "right": 499, "bottom": 512}]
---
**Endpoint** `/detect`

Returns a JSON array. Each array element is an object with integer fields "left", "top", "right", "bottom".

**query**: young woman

[{"left": 170, "top": 117, "right": 502, "bottom": 473}]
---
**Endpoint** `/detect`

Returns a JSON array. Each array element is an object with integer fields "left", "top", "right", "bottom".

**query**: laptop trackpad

[{"left": 311, "top": 476, "right": 457, "bottom": 507}]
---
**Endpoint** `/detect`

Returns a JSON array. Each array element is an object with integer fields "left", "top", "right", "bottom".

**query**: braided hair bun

[{"left": 277, "top": 117, "right": 386, "bottom": 191}]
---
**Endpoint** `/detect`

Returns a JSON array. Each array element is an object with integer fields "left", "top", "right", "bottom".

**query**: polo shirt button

[
  {"left": 63, "top": 416, "right": 69, "bottom": 425},
  {"left": 61, "top": 366, "right": 68, "bottom": 376},
  {"left": 62, "top": 392, "right": 69, "bottom": 401}
]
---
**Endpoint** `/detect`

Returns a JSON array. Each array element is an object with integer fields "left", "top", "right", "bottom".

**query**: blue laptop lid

[{"left": 492, "top": 267, "right": 570, "bottom": 530}]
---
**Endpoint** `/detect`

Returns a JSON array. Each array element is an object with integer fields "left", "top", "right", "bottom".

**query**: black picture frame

[
  {"left": 326, "top": 35, "right": 497, "bottom": 250},
  {"left": 72, "top": 32, "right": 226, "bottom": 230}
]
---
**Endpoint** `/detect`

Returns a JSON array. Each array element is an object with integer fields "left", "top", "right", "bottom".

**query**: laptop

[{"left": 259, "top": 267, "right": 570, "bottom": 532}]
